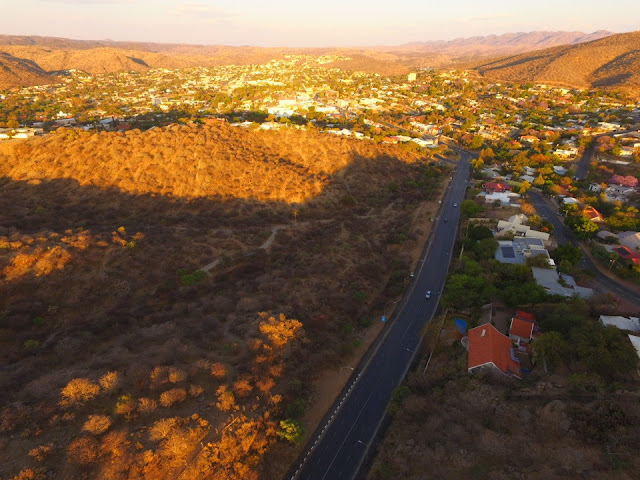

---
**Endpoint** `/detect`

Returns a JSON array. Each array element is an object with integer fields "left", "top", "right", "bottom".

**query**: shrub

[
  {"left": 167, "top": 367, "right": 187, "bottom": 384},
  {"left": 138, "top": 397, "right": 158, "bottom": 414},
  {"left": 160, "top": 388, "right": 187, "bottom": 408},
  {"left": 215, "top": 385, "right": 236, "bottom": 412},
  {"left": 28, "top": 443, "right": 54, "bottom": 462},
  {"left": 67, "top": 436, "right": 99, "bottom": 465},
  {"left": 99, "top": 371, "right": 120, "bottom": 392},
  {"left": 23, "top": 339, "right": 40, "bottom": 351},
  {"left": 114, "top": 394, "right": 136, "bottom": 417},
  {"left": 210, "top": 362, "right": 228, "bottom": 379},
  {"left": 60, "top": 378, "right": 100, "bottom": 406},
  {"left": 149, "top": 417, "right": 178, "bottom": 441},
  {"left": 82, "top": 415, "right": 113, "bottom": 435},
  {"left": 277, "top": 419, "right": 305, "bottom": 444},
  {"left": 233, "top": 376, "right": 253, "bottom": 398},
  {"left": 188, "top": 384, "right": 204, "bottom": 397}
]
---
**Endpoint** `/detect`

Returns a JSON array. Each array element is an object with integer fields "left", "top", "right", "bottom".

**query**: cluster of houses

[
  {"left": 0, "top": 127, "right": 44, "bottom": 140},
  {"left": 588, "top": 174, "right": 638, "bottom": 202}
]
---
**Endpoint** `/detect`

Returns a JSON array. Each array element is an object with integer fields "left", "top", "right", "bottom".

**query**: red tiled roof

[
  {"left": 613, "top": 246, "right": 640, "bottom": 264},
  {"left": 468, "top": 324, "right": 522, "bottom": 378},
  {"left": 510, "top": 317, "right": 534, "bottom": 340},
  {"left": 515, "top": 310, "right": 536, "bottom": 322},
  {"left": 483, "top": 182, "right": 512, "bottom": 193},
  {"left": 582, "top": 206, "right": 603, "bottom": 222}
]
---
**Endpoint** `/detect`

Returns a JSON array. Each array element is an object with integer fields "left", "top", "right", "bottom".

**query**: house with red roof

[
  {"left": 515, "top": 310, "right": 536, "bottom": 322},
  {"left": 468, "top": 324, "right": 522, "bottom": 379},
  {"left": 582, "top": 206, "right": 604, "bottom": 224},
  {"left": 509, "top": 317, "right": 535, "bottom": 344},
  {"left": 613, "top": 246, "right": 640, "bottom": 267},
  {"left": 483, "top": 182, "right": 512, "bottom": 194}
]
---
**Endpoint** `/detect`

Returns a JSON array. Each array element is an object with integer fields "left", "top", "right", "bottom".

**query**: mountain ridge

[{"left": 473, "top": 30, "right": 640, "bottom": 92}]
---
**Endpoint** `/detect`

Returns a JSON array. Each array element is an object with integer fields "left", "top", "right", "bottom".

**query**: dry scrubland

[
  {"left": 0, "top": 123, "right": 448, "bottom": 479},
  {"left": 476, "top": 30, "right": 640, "bottom": 92},
  {"left": 368, "top": 339, "right": 640, "bottom": 480}
]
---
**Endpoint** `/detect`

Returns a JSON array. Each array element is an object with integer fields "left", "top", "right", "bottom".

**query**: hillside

[
  {"left": 398, "top": 30, "right": 612, "bottom": 56},
  {"left": 0, "top": 124, "right": 449, "bottom": 480},
  {"left": 0, "top": 51, "right": 55, "bottom": 88},
  {"left": 474, "top": 30, "right": 640, "bottom": 92},
  {"left": 0, "top": 31, "right": 617, "bottom": 88}
]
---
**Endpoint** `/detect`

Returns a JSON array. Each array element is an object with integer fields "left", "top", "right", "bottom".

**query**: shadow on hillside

[
  {"left": 0, "top": 148, "right": 425, "bottom": 234},
  {"left": 476, "top": 53, "right": 552, "bottom": 72}
]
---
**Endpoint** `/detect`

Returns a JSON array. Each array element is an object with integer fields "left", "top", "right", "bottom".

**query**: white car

[
  {"left": 425, "top": 291, "right": 431, "bottom": 299},
  {"left": 453, "top": 203, "right": 458, "bottom": 207}
]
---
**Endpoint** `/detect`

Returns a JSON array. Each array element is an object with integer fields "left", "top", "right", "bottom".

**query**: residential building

[
  {"left": 531, "top": 267, "right": 594, "bottom": 298},
  {"left": 483, "top": 182, "right": 512, "bottom": 194},
  {"left": 599, "top": 315, "right": 640, "bottom": 334},
  {"left": 496, "top": 214, "right": 550, "bottom": 242},
  {"left": 495, "top": 238, "right": 552, "bottom": 265},
  {"left": 509, "top": 317, "right": 535, "bottom": 344},
  {"left": 582, "top": 206, "right": 604, "bottom": 224},
  {"left": 468, "top": 323, "right": 522, "bottom": 379},
  {"left": 613, "top": 246, "right": 640, "bottom": 267},
  {"left": 617, "top": 231, "right": 640, "bottom": 251}
]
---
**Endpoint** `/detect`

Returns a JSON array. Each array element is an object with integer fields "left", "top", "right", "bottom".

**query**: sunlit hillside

[
  {"left": 475, "top": 30, "right": 640, "bottom": 92},
  {"left": 0, "top": 123, "right": 426, "bottom": 203}
]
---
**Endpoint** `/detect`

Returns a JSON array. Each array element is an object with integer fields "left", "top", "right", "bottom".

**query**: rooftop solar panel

[{"left": 501, "top": 246, "right": 516, "bottom": 258}]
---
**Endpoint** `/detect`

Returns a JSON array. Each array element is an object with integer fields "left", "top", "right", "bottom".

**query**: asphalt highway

[
  {"left": 291, "top": 154, "right": 472, "bottom": 480},
  {"left": 528, "top": 191, "right": 640, "bottom": 306}
]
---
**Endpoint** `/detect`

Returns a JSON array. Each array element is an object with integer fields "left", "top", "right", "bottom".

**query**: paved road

[
  {"left": 575, "top": 128, "right": 639, "bottom": 180},
  {"left": 290, "top": 154, "right": 472, "bottom": 480},
  {"left": 575, "top": 143, "right": 595, "bottom": 180},
  {"left": 528, "top": 191, "right": 640, "bottom": 306}
]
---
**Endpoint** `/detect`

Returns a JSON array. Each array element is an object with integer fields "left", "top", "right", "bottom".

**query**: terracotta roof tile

[
  {"left": 510, "top": 317, "right": 535, "bottom": 340},
  {"left": 468, "top": 324, "right": 522, "bottom": 378}
]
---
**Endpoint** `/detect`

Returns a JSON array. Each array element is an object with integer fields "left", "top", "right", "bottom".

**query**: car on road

[
  {"left": 425, "top": 291, "right": 431, "bottom": 299},
  {"left": 444, "top": 218, "right": 448, "bottom": 223},
  {"left": 453, "top": 203, "right": 458, "bottom": 207}
]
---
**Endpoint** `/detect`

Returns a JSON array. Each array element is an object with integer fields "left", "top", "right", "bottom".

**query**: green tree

[
  {"left": 535, "top": 331, "right": 568, "bottom": 370},
  {"left": 460, "top": 200, "right": 483, "bottom": 217},
  {"left": 468, "top": 225, "right": 493, "bottom": 241},
  {"left": 566, "top": 215, "right": 598, "bottom": 239},
  {"left": 551, "top": 244, "right": 583, "bottom": 266},
  {"left": 572, "top": 323, "right": 638, "bottom": 377},
  {"left": 470, "top": 135, "right": 484, "bottom": 150}
]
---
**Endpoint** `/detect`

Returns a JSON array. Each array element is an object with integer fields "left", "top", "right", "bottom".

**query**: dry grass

[
  {"left": 476, "top": 30, "right": 640, "bottom": 92},
  {"left": 368, "top": 342, "right": 640, "bottom": 480},
  {"left": 0, "top": 124, "right": 449, "bottom": 479}
]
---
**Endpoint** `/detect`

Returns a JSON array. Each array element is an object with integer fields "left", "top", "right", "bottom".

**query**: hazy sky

[{"left": 2, "top": 0, "right": 639, "bottom": 47}]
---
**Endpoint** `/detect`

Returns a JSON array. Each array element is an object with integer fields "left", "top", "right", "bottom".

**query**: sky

[{"left": 1, "top": 0, "right": 639, "bottom": 47}]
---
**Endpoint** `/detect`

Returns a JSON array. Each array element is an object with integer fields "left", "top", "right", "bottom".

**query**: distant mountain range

[
  {"left": 474, "top": 30, "right": 640, "bottom": 92},
  {"left": 1, "top": 30, "right": 636, "bottom": 91},
  {"left": 397, "top": 30, "right": 613, "bottom": 56}
]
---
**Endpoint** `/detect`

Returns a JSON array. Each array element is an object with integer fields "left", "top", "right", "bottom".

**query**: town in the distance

[{"left": 2, "top": 27, "right": 640, "bottom": 480}]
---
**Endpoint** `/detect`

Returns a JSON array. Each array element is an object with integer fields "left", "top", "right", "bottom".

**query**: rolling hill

[
  {"left": 398, "top": 30, "right": 613, "bottom": 57},
  {"left": 474, "top": 30, "right": 640, "bottom": 92},
  {"left": 0, "top": 51, "right": 56, "bottom": 88},
  {"left": 0, "top": 122, "right": 447, "bottom": 480},
  {"left": 0, "top": 31, "right": 618, "bottom": 88}
]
